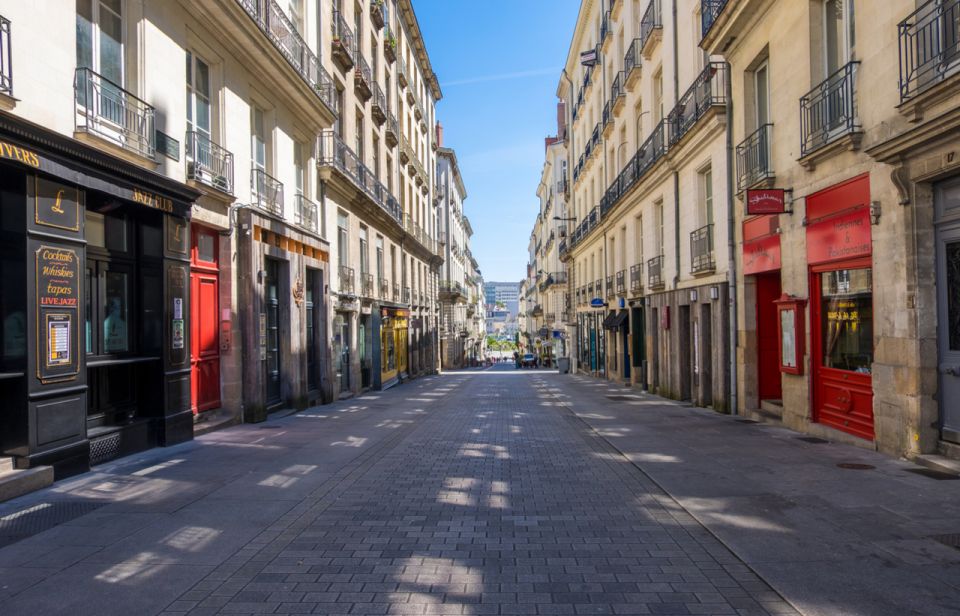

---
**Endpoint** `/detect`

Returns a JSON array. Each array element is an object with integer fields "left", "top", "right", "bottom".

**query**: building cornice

[
  {"left": 398, "top": 0, "right": 443, "bottom": 101},
  {"left": 438, "top": 147, "right": 467, "bottom": 198}
]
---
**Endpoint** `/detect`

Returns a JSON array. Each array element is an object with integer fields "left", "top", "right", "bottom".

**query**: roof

[
  {"left": 398, "top": 0, "right": 443, "bottom": 101},
  {"left": 437, "top": 147, "right": 467, "bottom": 199}
]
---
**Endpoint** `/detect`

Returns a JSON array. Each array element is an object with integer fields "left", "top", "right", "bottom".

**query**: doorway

[
  {"left": 700, "top": 303, "right": 713, "bottom": 407},
  {"left": 334, "top": 312, "right": 351, "bottom": 393},
  {"left": 263, "top": 258, "right": 281, "bottom": 406},
  {"left": 935, "top": 179, "right": 960, "bottom": 444},
  {"left": 631, "top": 306, "right": 646, "bottom": 388},
  {"left": 190, "top": 226, "right": 220, "bottom": 414},
  {"left": 679, "top": 304, "right": 691, "bottom": 401},
  {"left": 756, "top": 272, "right": 783, "bottom": 402}
]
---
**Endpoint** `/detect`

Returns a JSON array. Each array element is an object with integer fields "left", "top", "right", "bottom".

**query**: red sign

[
  {"left": 743, "top": 234, "right": 781, "bottom": 275},
  {"left": 806, "top": 206, "right": 872, "bottom": 265},
  {"left": 746, "top": 189, "right": 786, "bottom": 215}
]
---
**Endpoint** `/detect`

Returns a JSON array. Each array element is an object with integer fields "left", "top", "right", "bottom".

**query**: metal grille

[
  {"left": 90, "top": 432, "right": 121, "bottom": 466},
  {"left": 0, "top": 501, "right": 104, "bottom": 548}
]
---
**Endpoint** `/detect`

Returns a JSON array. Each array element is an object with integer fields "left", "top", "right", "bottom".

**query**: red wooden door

[
  {"left": 190, "top": 226, "right": 221, "bottom": 414},
  {"left": 756, "top": 272, "right": 782, "bottom": 401},
  {"left": 811, "top": 260, "right": 874, "bottom": 440}
]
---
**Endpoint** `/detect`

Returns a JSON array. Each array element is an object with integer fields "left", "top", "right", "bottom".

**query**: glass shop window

[{"left": 820, "top": 268, "right": 873, "bottom": 373}]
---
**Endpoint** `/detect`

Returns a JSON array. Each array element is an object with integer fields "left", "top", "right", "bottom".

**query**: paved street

[{"left": 1, "top": 368, "right": 959, "bottom": 616}]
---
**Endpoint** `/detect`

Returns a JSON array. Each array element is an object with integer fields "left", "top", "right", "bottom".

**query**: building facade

[{"left": 436, "top": 145, "right": 472, "bottom": 369}]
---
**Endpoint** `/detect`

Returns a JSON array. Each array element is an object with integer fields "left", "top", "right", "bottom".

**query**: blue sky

[{"left": 414, "top": 1, "right": 581, "bottom": 282}]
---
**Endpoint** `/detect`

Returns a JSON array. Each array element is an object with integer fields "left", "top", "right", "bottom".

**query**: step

[
  {"left": 939, "top": 439, "right": 960, "bottom": 461},
  {"left": 0, "top": 465, "right": 54, "bottom": 503},
  {"left": 915, "top": 454, "right": 960, "bottom": 477},
  {"left": 0, "top": 457, "right": 13, "bottom": 473}
]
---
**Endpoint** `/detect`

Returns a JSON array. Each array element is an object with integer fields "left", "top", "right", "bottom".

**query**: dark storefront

[{"left": 0, "top": 117, "right": 200, "bottom": 477}]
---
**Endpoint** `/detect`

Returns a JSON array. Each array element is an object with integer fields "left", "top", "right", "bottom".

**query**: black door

[{"left": 264, "top": 259, "right": 281, "bottom": 405}]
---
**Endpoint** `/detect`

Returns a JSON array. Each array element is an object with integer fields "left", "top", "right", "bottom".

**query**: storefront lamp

[
  {"left": 689, "top": 290, "right": 698, "bottom": 303},
  {"left": 710, "top": 286, "right": 720, "bottom": 300}
]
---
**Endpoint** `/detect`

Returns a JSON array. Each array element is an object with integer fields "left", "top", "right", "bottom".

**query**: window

[
  {"left": 337, "top": 212, "right": 349, "bottom": 267},
  {"left": 355, "top": 113, "right": 364, "bottom": 162},
  {"left": 251, "top": 106, "right": 266, "bottom": 172},
  {"left": 635, "top": 215, "right": 644, "bottom": 264},
  {"left": 335, "top": 88, "right": 345, "bottom": 136},
  {"left": 359, "top": 226, "right": 369, "bottom": 276},
  {"left": 655, "top": 199, "right": 664, "bottom": 254},
  {"left": 754, "top": 60, "right": 769, "bottom": 128},
  {"left": 372, "top": 40, "right": 379, "bottom": 80},
  {"left": 824, "top": 0, "right": 855, "bottom": 75},
  {"left": 653, "top": 71, "right": 663, "bottom": 123},
  {"left": 288, "top": 0, "right": 304, "bottom": 35},
  {"left": 373, "top": 136, "right": 380, "bottom": 180},
  {"left": 186, "top": 52, "right": 211, "bottom": 137},
  {"left": 76, "top": 0, "right": 123, "bottom": 85},
  {"left": 699, "top": 166, "right": 713, "bottom": 227},
  {"left": 294, "top": 141, "right": 305, "bottom": 196},
  {"left": 354, "top": 2, "right": 363, "bottom": 51},
  {"left": 376, "top": 236, "right": 384, "bottom": 283}
]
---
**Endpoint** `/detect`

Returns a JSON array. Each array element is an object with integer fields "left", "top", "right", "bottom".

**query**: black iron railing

[
  {"left": 371, "top": 82, "right": 387, "bottom": 123},
  {"left": 701, "top": 0, "right": 729, "bottom": 38},
  {"left": 603, "top": 101, "right": 613, "bottom": 131},
  {"left": 354, "top": 50, "right": 373, "bottom": 100},
  {"left": 295, "top": 194, "right": 318, "bottom": 233},
  {"left": 0, "top": 15, "right": 10, "bottom": 97},
  {"left": 235, "top": 0, "right": 337, "bottom": 114},
  {"left": 252, "top": 168, "right": 284, "bottom": 216},
  {"left": 606, "top": 275, "right": 615, "bottom": 298},
  {"left": 736, "top": 123, "right": 773, "bottom": 192},
  {"left": 601, "top": 11, "right": 611, "bottom": 43},
  {"left": 362, "top": 273, "right": 374, "bottom": 297},
  {"left": 591, "top": 123, "right": 601, "bottom": 151},
  {"left": 393, "top": 282, "right": 400, "bottom": 302},
  {"left": 690, "top": 224, "right": 715, "bottom": 273},
  {"left": 630, "top": 263, "right": 643, "bottom": 293},
  {"left": 186, "top": 131, "right": 234, "bottom": 194},
  {"left": 318, "top": 129, "right": 402, "bottom": 223},
  {"left": 898, "top": 0, "right": 960, "bottom": 101},
  {"left": 800, "top": 61, "right": 860, "bottom": 157},
  {"left": 648, "top": 255, "right": 664, "bottom": 288},
  {"left": 668, "top": 61, "right": 728, "bottom": 146},
  {"left": 640, "top": 0, "right": 662, "bottom": 49},
  {"left": 339, "top": 265, "right": 355, "bottom": 294},
  {"left": 595, "top": 280, "right": 604, "bottom": 299},
  {"left": 615, "top": 270, "right": 626, "bottom": 294},
  {"left": 625, "top": 39, "right": 642, "bottom": 77},
  {"left": 75, "top": 67, "right": 155, "bottom": 159},
  {"left": 611, "top": 71, "right": 625, "bottom": 106},
  {"left": 332, "top": 9, "right": 355, "bottom": 54},
  {"left": 379, "top": 277, "right": 390, "bottom": 298}
]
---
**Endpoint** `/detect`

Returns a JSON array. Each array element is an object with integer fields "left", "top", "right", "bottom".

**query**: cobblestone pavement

[{"left": 0, "top": 367, "right": 822, "bottom": 615}]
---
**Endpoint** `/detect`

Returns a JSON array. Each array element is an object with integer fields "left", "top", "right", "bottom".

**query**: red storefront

[
  {"left": 805, "top": 175, "right": 874, "bottom": 440},
  {"left": 743, "top": 215, "right": 782, "bottom": 403}
]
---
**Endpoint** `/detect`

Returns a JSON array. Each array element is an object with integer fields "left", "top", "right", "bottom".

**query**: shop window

[
  {"left": 103, "top": 270, "right": 130, "bottom": 353},
  {"left": 820, "top": 268, "right": 872, "bottom": 373}
]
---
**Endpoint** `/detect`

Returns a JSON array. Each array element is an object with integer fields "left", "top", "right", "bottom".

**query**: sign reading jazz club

[
  {"left": 746, "top": 189, "right": 786, "bottom": 215},
  {"left": 36, "top": 246, "right": 81, "bottom": 383}
]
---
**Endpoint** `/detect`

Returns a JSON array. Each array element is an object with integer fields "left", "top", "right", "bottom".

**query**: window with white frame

[
  {"left": 186, "top": 51, "right": 211, "bottom": 137},
  {"left": 76, "top": 0, "right": 123, "bottom": 86}
]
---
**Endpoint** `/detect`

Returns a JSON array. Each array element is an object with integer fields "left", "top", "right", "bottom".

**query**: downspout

[
  {"left": 561, "top": 68, "right": 577, "bottom": 373},
  {"left": 723, "top": 63, "right": 738, "bottom": 415},
  {"left": 600, "top": 0, "right": 610, "bottom": 380},
  {"left": 672, "top": 0, "right": 681, "bottom": 287}
]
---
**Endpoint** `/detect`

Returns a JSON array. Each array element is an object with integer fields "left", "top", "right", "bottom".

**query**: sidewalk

[{"left": 544, "top": 372, "right": 960, "bottom": 616}]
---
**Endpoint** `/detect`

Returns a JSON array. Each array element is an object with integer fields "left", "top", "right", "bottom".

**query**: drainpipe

[
  {"left": 672, "top": 0, "right": 681, "bottom": 288},
  {"left": 561, "top": 68, "right": 576, "bottom": 373},
  {"left": 723, "top": 63, "right": 738, "bottom": 416}
]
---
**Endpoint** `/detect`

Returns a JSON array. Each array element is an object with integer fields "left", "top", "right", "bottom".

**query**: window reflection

[
  {"left": 103, "top": 271, "right": 128, "bottom": 353},
  {"left": 821, "top": 268, "right": 872, "bottom": 373}
]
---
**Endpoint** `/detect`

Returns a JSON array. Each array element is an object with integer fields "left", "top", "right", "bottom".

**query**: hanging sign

[
  {"left": 746, "top": 189, "right": 787, "bottom": 215},
  {"left": 590, "top": 298, "right": 605, "bottom": 308}
]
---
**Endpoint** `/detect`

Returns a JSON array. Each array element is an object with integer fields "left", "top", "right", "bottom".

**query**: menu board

[{"left": 36, "top": 245, "right": 80, "bottom": 383}]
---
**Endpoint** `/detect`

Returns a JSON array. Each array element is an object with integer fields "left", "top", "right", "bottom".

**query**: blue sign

[
  {"left": 619, "top": 297, "right": 626, "bottom": 309},
  {"left": 590, "top": 298, "right": 604, "bottom": 308}
]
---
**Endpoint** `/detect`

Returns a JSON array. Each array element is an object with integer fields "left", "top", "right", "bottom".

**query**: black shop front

[{"left": 0, "top": 116, "right": 200, "bottom": 477}]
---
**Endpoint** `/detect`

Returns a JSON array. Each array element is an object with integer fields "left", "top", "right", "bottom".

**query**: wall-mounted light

[
  {"left": 689, "top": 290, "right": 698, "bottom": 303},
  {"left": 710, "top": 286, "right": 720, "bottom": 301},
  {"left": 870, "top": 200, "right": 882, "bottom": 225}
]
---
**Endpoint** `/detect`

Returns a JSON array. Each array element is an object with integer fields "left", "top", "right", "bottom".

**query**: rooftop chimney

[
  {"left": 557, "top": 101, "right": 566, "bottom": 140},
  {"left": 436, "top": 122, "right": 444, "bottom": 148}
]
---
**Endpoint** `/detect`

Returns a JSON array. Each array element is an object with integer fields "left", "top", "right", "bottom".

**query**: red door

[
  {"left": 756, "top": 272, "right": 782, "bottom": 401},
  {"left": 190, "top": 226, "right": 221, "bottom": 414},
  {"left": 811, "top": 260, "right": 874, "bottom": 440}
]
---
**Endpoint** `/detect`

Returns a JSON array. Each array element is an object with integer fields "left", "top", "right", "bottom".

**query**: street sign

[{"left": 590, "top": 298, "right": 604, "bottom": 308}]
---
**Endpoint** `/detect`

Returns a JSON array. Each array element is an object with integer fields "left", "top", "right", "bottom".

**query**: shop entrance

[
  {"left": 631, "top": 307, "right": 646, "bottom": 388},
  {"left": 756, "top": 272, "right": 783, "bottom": 402},
  {"left": 263, "top": 258, "right": 281, "bottom": 406},
  {"left": 811, "top": 263, "right": 874, "bottom": 440},
  {"left": 190, "top": 226, "right": 220, "bottom": 414},
  {"left": 935, "top": 178, "right": 960, "bottom": 444},
  {"left": 334, "top": 312, "right": 350, "bottom": 393}
]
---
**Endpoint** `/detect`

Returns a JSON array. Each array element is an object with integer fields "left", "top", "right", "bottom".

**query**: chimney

[
  {"left": 436, "top": 122, "right": 444, "bottom": 148},
  {"left": 557, "top": 101, "right": 566, "bottom": 140}
]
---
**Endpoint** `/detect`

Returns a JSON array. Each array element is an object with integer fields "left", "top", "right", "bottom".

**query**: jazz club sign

[{"left": 746, "top": 189, "right": 787, "bottom": 215}]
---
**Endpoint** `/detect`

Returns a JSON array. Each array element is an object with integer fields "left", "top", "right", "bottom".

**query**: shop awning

[{"left": 602, "top": 311, "right": 628, "bottom": 330}]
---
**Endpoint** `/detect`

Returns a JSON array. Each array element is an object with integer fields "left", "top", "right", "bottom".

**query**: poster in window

[
  {"left": 781, "top": 309, "right": 796, "bottom": 368},
  {"left": 46, "top": 314, "right": 71, "bottom": 367},
  {"left": 172, "top": 319, "right": 184, "bottom": 350},
  {"left": 775, "top": 294, "right": 806, "bottom": 376}
]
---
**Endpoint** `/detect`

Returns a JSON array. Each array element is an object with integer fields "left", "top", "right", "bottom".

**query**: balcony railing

[
  {"left": 600, "top": 11, "right": 611, "bottom": 43},
  {"left": 0, "top": 15, "right": 10, "bottom": 97},
  {"left": 235, "top": 0, "right": 337, "bottom": 114},
  {"left": 339, "top": 265, "right": 355, "bottom": 294},
  {"left": 331, "top": 9, "right": 356, "bottom": 70},
  {"left": 668, "top": 61, "right": 728, "bottom": 146},
  {"left": 629, "top": 263, "right": 643, "bottom": 293},
  {"left": 611, "top": 72, "right": 625, "bottom": 108},
  {"left": 294, "top": 194, "right": 318, "bottom": 233},
  {"left": 75, "top": 67, "right": 155, "bottom": 159},
  {"left": 690, "top": 224, "right": 715, "bottom": 274},
  {"left": 251, "top": 168, "right": 284, "bottom": 216},
  {"left": 186, "top": 131, "right": 234, "bottom": 194},
  {"left": 648, "top": 255, "right": 664, "bottom": 288},
  {"left": 605, "top": 275, "right": 614, "bottom": 298},
  {"left": 384, "top": 25, "right": 397, "bottom": 63},
  {"left": 625, "top": 39, "right": 642, "bottom": 81},
  {"left": 379, "top": 277, "right": 390, "bottom": 299},
  {"left": 615, "top": 270, "right": 626, "bottom": 295},
  {"left": 362, "top": 273, "right": 374, "bottom": 297},
  {"left": 640, "top": 0, "right": 662, "bottom": 50},
  {"left": 800, "top": 61, "right": 860, "bottom": 158},
  {"left": 354, "top": 52, "right": 373, "bottom": 101},
  {"left": 370, "top": 0, "right": 385, "bottom": 29},
  {"left": 318, "top": 129, "right": 402, "bottom": 223},
  {"left": 736, "top": 123, "right": 773, "bottom": 192},
  {"left": 393, "top": 282, "right": 400, "bottom": 302},
  {"left": 371, "top": 82, "right": 387, "bottom": 125},
  {"left": 899, "top": 0, "right": 960, "bottom": 101},
  {"left": 701, "top": 0, "right": 729, "bottom": 38}
]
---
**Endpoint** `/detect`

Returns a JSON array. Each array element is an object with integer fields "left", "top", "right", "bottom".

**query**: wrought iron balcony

[
  {"left": 625, "top": 39, "right": 642, "bottom": 88},
  {"left": 606, "top": 275, "right": 615, "bottom": 298},
  {"left": 898, "top": 0, "right": 960, "bottom": 102},
  {"left": 600, "top": 11, "right": 611, "bottom": 45},
  {"left": 74, "top": 67, "right": 155, "bottom": 159},
  {"left": 186, "top": 131, "right": 234, "bottom": 194},
  {"left": 397, "top": 55, "right": 408, "bottom": 88},
  {"left": 393, "top": 282, "right": 400, "bottom": 302},
  {"left": 331, "top": 9, "right": 355, "bottom": 71},
  {"left": 294, "top": 194, "right": 318, "bottom": 233},
  {"left": 235, "top": 0, "right": 337, "bottom": 115},
  {"left": 690, "top": 224, "right": 715, "bottom": 274},
  {"left": 630, "top": 263, "right": 643, "bottom": 293},
  {"left": 800, "top": 61, "right": 861, "bottom": 158},
  {"left": 371, "top": 83, "right": 387, "bottom": 125},
  {"left": 602, "top": 101, "right": 614, "bottom": 137},
  {"left": 595, "top": 279, "right": 604, "bottom": 300},
  {"left": 0, "top": 15, "right": 10, "bottom": 97},
  {"left": 318, "top": 129, "right": 402, "bottom": 223},
  {"left": 736, "top": 123, "right": 773, "bottom": 192},
  {"left": 384, "top": 25, "right": 397, "bottom": 63},
  {"left": 615, "top": 270, "right": 626, "bottom": 295},
  {"left": 339, "top": 265, "right": 356, "bottom": 295},
  {"left": 587, "top": 282, "right": 595, "bottom": 298},
  {"left": 544, "top": 312, "right": 556, "bottom": 324},
  {"left": 370, "top": 0, "right": 385, "bottom": 29},
  {"left": 640, "top": 0, "right": 662, "bottom": 54},
  {"left": 668, "top": 61, "right": 728, "bottom": 146},
  {"left": 611, "top": 72, "right": 626, "bottom": 114},
  {"left": 385, "top": 112, "right": 399, "bottom": 148},
  {"left": 362, "top": 272, "right": 375, "bottom": 297},
  {"left": 701, "top": 0, "right": 729, "bottom": 39},
  {"left": 251, "top": 167, "right": 284, "bottom": 216},
  {"left": 591, "top": 123, "right": 601, "bottom": 153},
  {"left": 648, "top": 255, "right": 664, "bottom": 289},
  {"left": 354, "top": 53, "right": 373, "bottom": 101},
  {"left": 379, "top": 276, "right": 390, "bottom": 299}
]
